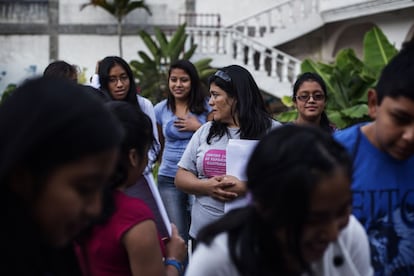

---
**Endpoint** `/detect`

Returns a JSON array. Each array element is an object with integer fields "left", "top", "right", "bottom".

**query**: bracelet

[{"left": 165, "top": 258, "right": 183, "bottom": 275}]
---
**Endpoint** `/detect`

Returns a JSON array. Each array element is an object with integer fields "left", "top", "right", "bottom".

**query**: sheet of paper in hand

[
  {"left": 125, "top": 174, "right": 172, "bottom": 238},
  {"left": 224, "top": 139, "right": 258, "bottom": 213}
]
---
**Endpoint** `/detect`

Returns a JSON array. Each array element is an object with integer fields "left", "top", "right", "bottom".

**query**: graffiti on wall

[{"left": 0, "top": 64, "right": 37, "bottom": 96}]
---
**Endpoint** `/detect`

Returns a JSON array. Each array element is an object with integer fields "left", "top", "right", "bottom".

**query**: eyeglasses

[
  {"left": 295, "top": 93, "right": 325, "bottom": 102},
  {"left": 108, "top": 75, "right": 129, "bottom": 84},
  {"left": 214, "top": 70, "right": 231, "bottom": 83}
]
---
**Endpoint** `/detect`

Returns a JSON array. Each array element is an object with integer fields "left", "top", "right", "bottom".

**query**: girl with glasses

[
  {"left": 93, "top": 56, "right": 162, "bottom": 222},
  {"left": 95, "top": 56, "right": 160, "bottom": 167},
  {"left": 292, "top": 72, "right": 336, "bottom": 133}
]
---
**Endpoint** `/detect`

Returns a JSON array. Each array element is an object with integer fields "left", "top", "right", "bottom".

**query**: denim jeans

[{"left": 157, "top": 175, "right": 193, "bottom": 243}]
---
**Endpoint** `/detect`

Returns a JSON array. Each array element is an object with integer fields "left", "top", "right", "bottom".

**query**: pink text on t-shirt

[{"left": 203, "top": 149, "right": 226, "bottom": 178}]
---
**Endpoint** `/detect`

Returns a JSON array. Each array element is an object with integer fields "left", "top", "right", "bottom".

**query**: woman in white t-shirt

[{"left": 175, "top": 65, "right": 281, "bottom": 248}]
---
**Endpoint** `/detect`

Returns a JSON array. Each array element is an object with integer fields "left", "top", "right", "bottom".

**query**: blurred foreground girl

[
  {"left": 0, "top": 77, "right": 123, "bottom": 275},
  {"left": 186, "top": 125, "right": 373, "bottom": 276},
  {"left": 77, "top": 101, "right": 187, "bottom": 276}
]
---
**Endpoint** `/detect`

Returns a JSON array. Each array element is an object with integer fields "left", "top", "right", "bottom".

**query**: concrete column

[
  {"left": 48, "top": 0, "right": 59, "bottom": 61},
  {"left": 186, "top": 0, "right": 195, "bottom": 13}
]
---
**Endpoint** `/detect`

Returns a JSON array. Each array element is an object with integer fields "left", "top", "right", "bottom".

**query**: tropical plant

[
  {"left": 276, "top": 26, "right": 398, "bottom": 129},
  {"left": 80, "top": 0, "right": 151, "bottom": 57},
  {"left": 0, "top": 83, "right": 17, "bottom": 105},
  {"left": 130, "top": 23, "right": 216, "bottom": 103},
  {"left": 77, "top": 67, "right": 89, "bottom": 84}
]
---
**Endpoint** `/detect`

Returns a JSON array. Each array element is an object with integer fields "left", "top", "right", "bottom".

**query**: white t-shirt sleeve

[
  {"left": 137, "top": 95, "right": 161, "bottom": 172},
  {"left": 311, "top": 215, "right": 373, "bottom": 276},
  {"left": 185, "top": 233, "right": 240, "bottom": 276},
  {"left": 340, "top": 215, "right": 374, "bottom": 276},
  {"left": 137, "top": 95, "right": 159, "bottom": 145},
  {"left": 89, "top": 73, "right": 100, "bottom": 89}
]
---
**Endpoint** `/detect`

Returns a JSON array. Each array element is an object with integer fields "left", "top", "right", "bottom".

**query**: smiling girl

[
  {"left": 186, "top": 125, "right": 373, "bottom": 276},
  {"left": 292, "top": 72, "right": 336, "bottom": 133},
  {"left": 154, "top": 60, "right": 211, "bottom": 245},
  {"left": 0, "top": 77, "right": 123, "bottom": 275}
]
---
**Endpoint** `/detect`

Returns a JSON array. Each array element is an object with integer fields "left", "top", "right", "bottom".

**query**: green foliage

[
  {"left": 152, "top": 162, "right": 159, "bottom": 183},
  {"left": 276, "top": 26, "right": 398, "bottom": 129},
  {"left": 80, "top": 0, "right": 151, "bottom": 57},
  {"left": 363, "top": 26, "right": 398, "bottom": 79},
  {"left": 0, "top": 84, "right": 17, "bottom": 105},
  {"left": 77, "top": 67, "right": 88, "bottom": 84},
  {"left": 130, "top": 23, "right": 215, "bottom": 103},
  {"left": 80, "top": 0, "right": 151, "bottom": 21}
]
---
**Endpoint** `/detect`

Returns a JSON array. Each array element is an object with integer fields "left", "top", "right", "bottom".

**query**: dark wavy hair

[
  {"left": 197, "top": 125, "right": 353, "bottom": 275},
  {"left": 167, "top": 59, "right": 208, "bottom": 114},
  {"left": 0, "top": 77, "right": 124, "bottom": 275},
  {"left": 0, "top": 77, "right": 124, "bottom": 192},
  {"left": 43, "top": 60, "right": 78, "bottom": 82},
  {"left": 206, "top": 65, "right": 272, "bottom": 143},
  {"left": 98, "top": 56, "right": 141, "bottom": 108},
  {"left": 98, "top": 101, "right": 155, "bottom": 223}
]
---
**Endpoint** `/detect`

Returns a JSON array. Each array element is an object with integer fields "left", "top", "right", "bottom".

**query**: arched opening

[
  {"left": 404, "top": 23, "right": 414, "bottom": 45},
  {"left": 332, "top": 23, "right": 376, "bottom": 59}
]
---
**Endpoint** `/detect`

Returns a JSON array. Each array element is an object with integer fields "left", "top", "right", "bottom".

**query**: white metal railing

[
  {"left": 186, "top": 27, "right": 301, "bottom": 85},
  {"left": 226, "top": 0, "right": 414, "bottom": 40},
  {"left": 226, "top": 0, "right": 319, "bottom": 39},
  {"left": 178, "top": 13, "right": 221, "bottom": 27}
]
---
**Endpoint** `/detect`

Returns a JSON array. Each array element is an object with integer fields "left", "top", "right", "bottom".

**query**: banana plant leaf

[
  {"left": 169, "top": 34, "right": 188, "bottom": 62},
  {"left": 130, "top": 23, "right": 214, "bottom": 104},
  {"left": 275, "top": 109, "right": 298, "bottom": 123},
  {"left": 363, "top": 26, "right": 398, "bottom": 78},
  {"left": 193, "top": 58, "right": 213, "bottom": 71},
  {"left": 183, "top": 45, "right": 198, "bottom": 60},
  {"left": 154, "top": 27, "right": 169, "bottom": 58},
  {"left": 301, "top": 59, "right": 337, "bottom": 95},
  {"left": 340, "top": 104, "right": 369, "bottom": 118},
  {"left": 139, "top": 30, "right": 161, "bottom": 58},
  {"left": 280, "top": 95, "right": 294, "bottom": 108},
  {"left": 199, "top": 68, "right": 216, "bottom": 80}
]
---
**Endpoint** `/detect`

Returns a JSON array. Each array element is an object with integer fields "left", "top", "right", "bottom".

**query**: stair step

[{"left": 187, "top": 27, "right": 300, "bottom": 99}]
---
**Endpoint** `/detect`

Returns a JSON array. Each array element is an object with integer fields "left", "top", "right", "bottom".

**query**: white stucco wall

[
  {"left": 60, "top": 0, "right": 116, "bottom": 24},
  {"left": 196, "top": 0, "right": 277, "bottom": 26},
  {"left": 375, "top": 13, "right": 414, "bottom": 49},
  {"left": 0, "top": 33, "right": 161, "bottom": 93},
  {"left": 325, "top": 8, "right": 414, "bottom": 59},
  {"left": 319, "top": 0, "right": 369, "bottom": 11},
  {"left": 60, "top": 0, "right": 185, "bottom": 25},
  {"left": 0, "top": 34, "right": 156, "bottom": 92},
  {"left": 196, "top": 0, "right": 373, "bottom": 26},
  {"left": 59, "top": 35, "right": 149, "bottom": 80},
  {"left": 0, "top": 0, "right": 184, "bottom": 93},
  {"left": 1, "top": 0, "right": 413, "bottom": 94},
  {"left": 0, "top": 36, "right": 49, "bottom": 92}
]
